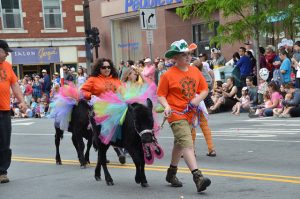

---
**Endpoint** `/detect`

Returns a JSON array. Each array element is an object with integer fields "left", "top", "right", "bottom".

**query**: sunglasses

[{"left": 101, "top": 66, "right": 111, "bottom": 70}]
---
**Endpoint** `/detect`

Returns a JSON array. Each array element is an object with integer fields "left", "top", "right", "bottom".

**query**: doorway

[{"left": 22, "top": 65, "right": 50, "bottom": 79}]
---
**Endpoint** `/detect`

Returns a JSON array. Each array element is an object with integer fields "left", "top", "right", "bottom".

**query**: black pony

[
  {"left": 55, "top": 99, "right": 93, "bottom": 168},
  {"left": 92, "top": 98, "right": 156, "bottom": 187}
]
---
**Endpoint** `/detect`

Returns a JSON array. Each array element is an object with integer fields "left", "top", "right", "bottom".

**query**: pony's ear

[
  {"left": 146, "top": 98, "right": 153, "bottom": 110},
  {"left": 128, "top": 104, "right": 134, "bottom": 112}
]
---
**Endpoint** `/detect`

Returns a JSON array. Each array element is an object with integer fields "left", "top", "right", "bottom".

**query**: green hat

[{"left": 165, "top": 39, "right": 197, "bottom": 59}]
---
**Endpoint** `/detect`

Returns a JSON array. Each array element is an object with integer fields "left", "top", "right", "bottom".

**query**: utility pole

[{"left": 83, "top": 0, "right": 92, "bottom": 74}]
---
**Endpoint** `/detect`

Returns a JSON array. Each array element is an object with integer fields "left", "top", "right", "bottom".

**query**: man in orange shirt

[
  {"left": 0, "top": 40, "right": 27, "bottom": 183},
  {"left": 157, "top": 39, "right": 211, "bottom": 193}
]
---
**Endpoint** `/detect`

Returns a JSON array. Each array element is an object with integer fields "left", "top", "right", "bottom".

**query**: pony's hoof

[
  {"left": 80, "top": 165, "right": 86, "bottom": 169},
  {"left": 135, "top": 176, "right": 141, "bottom": 184},
  {"left": 95, "top": 176, "right": 101, "bottom": 181},
  {"left": 141, "top": 182, "right": 149, "bottom": 187},
  {"left": 118, "top": 155, "right": 126, "bottom": 164},
  {"left": 56, "top": 161, "right": 62, "bottom": 165},
  {"left": 106, "top": 181, "right": 114, "bottom": 186}
]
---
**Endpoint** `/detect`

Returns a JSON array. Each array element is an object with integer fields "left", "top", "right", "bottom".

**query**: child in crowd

[
  {"left": 30, "top": 97, "right": 38, "bottom": 117},
  {"left": 273, "top": 93, "right": 294, "bottom": 118},
  {"left": 255, "top": 92, "right": 273, "bottom": 116},
  {"left": 232, "top": 87, "right": 250, "bottom": 115},
  {"left": 257, "top": 78, "right": 268, "bottom": 104},
  {"left": 258, "top": 68, "right": 269, "bottom": 104},
  {"left": 35, "top": 98, "right": 42, "bottom": 118}
]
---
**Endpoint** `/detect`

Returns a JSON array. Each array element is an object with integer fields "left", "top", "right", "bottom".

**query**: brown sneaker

[
  {"left": 192, "top": 170, "right": 211, "bottom": 192},
  {"left": 0, "top": 174, "right": 9, "bottom": 183},
  {"left": 166, "top": 167, "right": 183, "bottom": 187}
]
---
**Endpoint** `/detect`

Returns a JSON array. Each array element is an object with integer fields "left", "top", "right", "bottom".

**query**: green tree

[{"left": 176, "top": 0, "right": 300, "bottom": 78}]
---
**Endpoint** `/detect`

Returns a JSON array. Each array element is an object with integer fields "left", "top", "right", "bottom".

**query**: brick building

[
  {"left": 89, "top": 0, "right": 300, "bottom": 66},
  {"left": 89, "top": 0, "right": 244, "bottom": 65},
  {"left": 0, "top": 0, "right": 87, "bottom": 78}
]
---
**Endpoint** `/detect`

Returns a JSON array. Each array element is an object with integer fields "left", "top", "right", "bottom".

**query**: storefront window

[
  {"left": 192, "top": 22, "right": 219, "bottom": 56},
  {"left": 42, "top": 0, "right": 63, "bottom": 29},
  {"left": 0, "top": 0, "right": 23, "bottom": 29},
  {"left": 112, "top": 17, "right": 142, "bottom": 65}
]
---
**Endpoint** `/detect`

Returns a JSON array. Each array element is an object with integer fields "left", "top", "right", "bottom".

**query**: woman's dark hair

[
  {"left": 268, "top": 81, "right": 280, "bottom": 92},
  {"left": 259, "top": 47, "right": 265, "bottom": 55},
  {"left": 91, "top": 58, "right": 118, "bottom": 78},
  {"left": 246, "top": 50, "right": 254, "bottom": 59},
  {"left": 127, "top": 60, "right": 134, "bottom": 66},
  {"left": 77, "top": 66, "right": 84, "bottom": 76},
  {"left": 279, "top": 49, "right": 289, "bottom": 58},
  {"left": 216, "top": 80, "right": 223, "bottom": 88},
  {"left": 138, "top": 60, "right": 145, "bottom": 67},
  {"left": 199, "top": 53, "right": 208, "bottom": 61},
  {"left": 233, "top": 52, "right": 240, "bottom": 61}
]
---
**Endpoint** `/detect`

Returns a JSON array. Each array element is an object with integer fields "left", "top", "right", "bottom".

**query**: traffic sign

[
  {"left": 140, "top": 9, "right": 157, "bottom": 30},
  {"left": 146, "top": 30, "right": 153, "bottom": 44}
]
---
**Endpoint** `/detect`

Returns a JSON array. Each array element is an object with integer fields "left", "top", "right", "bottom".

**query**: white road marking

[
  {"left": 245, "top": 119, "right": 300, "bottom": 122},
  {"left": 159, "top": 136, "right": 300, "bottom": 143},
  {"left": 12, "top": 122, "right": 35, "bottom": 126},
  {"left": 12, "top": 119, "right": 33, "bottom": 123}
]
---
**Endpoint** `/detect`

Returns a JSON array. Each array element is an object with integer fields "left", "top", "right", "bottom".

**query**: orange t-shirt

[
  {"left": 81, "top": 75, "right": 121, "bottom": 99},
  {"left": 157, "top": 65, "right": 208, "bottom": 123},
  {"left": 0, "top": 61, "right": 17, "bottom": 111}
]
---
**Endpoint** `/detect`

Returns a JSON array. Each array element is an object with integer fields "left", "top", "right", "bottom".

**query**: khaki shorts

[{"left": 170, "top": 120, "right": 193, "bottom": 148}]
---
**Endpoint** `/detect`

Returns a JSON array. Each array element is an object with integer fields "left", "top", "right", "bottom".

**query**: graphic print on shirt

[
  {"left": 0, "top": 67, "right": 7, "bottom": 82},
  {"left": 180, "top": 76, "right": 196, "bottom": 100},
  {"left": 104, "top": 80, "right": 117, "bottom": 92}
]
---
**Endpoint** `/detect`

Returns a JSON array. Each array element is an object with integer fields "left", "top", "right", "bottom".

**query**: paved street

[{"left": 1, "top": 113, "right": 300, "bottom": 199}]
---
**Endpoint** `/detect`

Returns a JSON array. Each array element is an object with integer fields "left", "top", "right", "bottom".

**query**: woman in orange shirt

[
  {"left": 81, "top": 58, "right": 121, "bottom": 99},
  {"left": 81, "top": 58, "right": 126, "bottom": 164}
]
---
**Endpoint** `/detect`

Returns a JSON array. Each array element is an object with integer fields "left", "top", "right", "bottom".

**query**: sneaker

[
  {"left": 0, "top": 174, "right": 9, "bottom": 183},
  {"left": 192, "top": 170, "right": 211, "bottom": 192}
]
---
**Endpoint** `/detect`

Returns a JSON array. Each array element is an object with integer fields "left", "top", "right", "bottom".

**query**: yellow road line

[{"left": 12, "top": 156, "right": 300, "bottom": 185}]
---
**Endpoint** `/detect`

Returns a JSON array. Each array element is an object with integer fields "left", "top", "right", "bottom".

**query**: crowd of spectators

[
  {"left": 10, "top": 65, "right": 88, "bottom": 118},
  {"left": 11, "top": 37, "right": 300, "bottom": 119},
  {"left": 202, "top": 38, "right": 300, "bottom": 118}
]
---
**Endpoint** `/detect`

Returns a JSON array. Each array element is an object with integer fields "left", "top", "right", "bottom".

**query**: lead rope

[{"left": 160, "top": 103, "right": 203, "bottom": 129}]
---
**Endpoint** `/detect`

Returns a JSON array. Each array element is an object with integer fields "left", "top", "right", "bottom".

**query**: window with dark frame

[
  {"left": 192, "top": 22, "right": 219, "bottom": 56},
  {"left": 43, "top": 0, "right": 62, "bottom": 29},
  {"left": 0, "top": 0, "right": 22, "bottom": 29}
]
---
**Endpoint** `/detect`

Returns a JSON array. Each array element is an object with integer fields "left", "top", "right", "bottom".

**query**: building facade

[
  {"left": 89, "top": 0, "right": 245, "bottom": 65},
  {"left": 89, "top": 0, "right": 300, "bottom": 66},
  {"left": 0, "top": 0, "right": 87, "bottom": 78}
]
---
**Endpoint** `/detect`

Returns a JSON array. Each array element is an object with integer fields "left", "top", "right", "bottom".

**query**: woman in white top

[{"left": 76, "top": 67, "right": 87, "bottom": 88}]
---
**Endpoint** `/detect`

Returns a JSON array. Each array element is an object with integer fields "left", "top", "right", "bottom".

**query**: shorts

[{"left": 170, "top": 120, "right": 193, "bottom": 148}]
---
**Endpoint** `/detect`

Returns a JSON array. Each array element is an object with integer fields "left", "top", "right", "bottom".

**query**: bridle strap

[{"left": 138, "top": 129, "right": 153, "bottom": 137}]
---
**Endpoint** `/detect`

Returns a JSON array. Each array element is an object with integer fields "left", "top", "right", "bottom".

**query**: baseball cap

[
  {"left": 242, "top": 87, "right": 248, "bottom": 91},
  {"left": 0, "top": 40, "right": 13, "bottom": 53},
  {"left": 144, "top": 58, "right": 151, "bottom": 63},
  {"left": 42, "top": 69, "right": 47, "bottom": 73}
]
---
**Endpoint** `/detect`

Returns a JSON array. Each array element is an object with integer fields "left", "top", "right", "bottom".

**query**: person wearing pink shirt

[
  {"left": 141, "top": 58, "right": 155, "bottom": 84},
  {"left": 263, "top": 81, "right": 283, "bottom": 117}
]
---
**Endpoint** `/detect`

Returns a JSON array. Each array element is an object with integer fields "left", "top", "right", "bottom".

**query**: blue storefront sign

[
  {"left": 11, "top": 47, "right": 60, "bottom": 65},
  {"left": 125, "top": 0, "right": 182, "bottom": 13}
]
